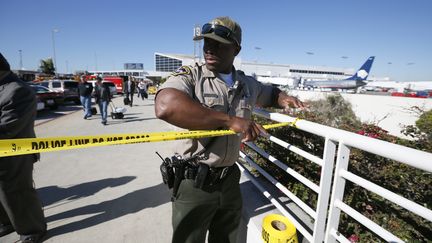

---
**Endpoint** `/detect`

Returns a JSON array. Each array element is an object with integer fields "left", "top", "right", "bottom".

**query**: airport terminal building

[
  {"left": 91, "top": 52, "right": 385, "bottom": 85},
  {"left": 153, "top": 52, "right": 356, "bottom": 83}
]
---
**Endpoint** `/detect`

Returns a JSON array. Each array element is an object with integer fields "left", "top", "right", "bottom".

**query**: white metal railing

[{"left": 238, "top": 109, "right": 432, "bottom": 243}]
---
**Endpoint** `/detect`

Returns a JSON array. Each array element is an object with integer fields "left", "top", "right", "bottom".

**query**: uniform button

[{"left": 208, "top": 100, "right": 214, "bottom": 105}]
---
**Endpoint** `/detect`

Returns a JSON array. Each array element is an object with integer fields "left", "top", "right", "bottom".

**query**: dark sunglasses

[{"left": 201, "top": 23, "right": 239, "bottom": 46}]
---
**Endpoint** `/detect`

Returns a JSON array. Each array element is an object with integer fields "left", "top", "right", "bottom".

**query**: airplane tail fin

[{"left": 346, "top": 56, "right": 375, "bottom": 81}]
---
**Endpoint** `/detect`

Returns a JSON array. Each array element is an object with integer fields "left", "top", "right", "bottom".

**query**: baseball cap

[{"left": 193, "top": 16, "right": 242, "bottom": 46}]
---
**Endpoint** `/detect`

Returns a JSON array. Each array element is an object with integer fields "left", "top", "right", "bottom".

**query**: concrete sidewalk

[{"left": 2, "top": 96, "right": 175, "bottom": 242}]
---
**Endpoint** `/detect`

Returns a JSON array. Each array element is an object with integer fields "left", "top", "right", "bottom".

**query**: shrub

[
  {"left": 400, "top": 108, "right": 432, "bottom": 152},
  {"left": 249, "top": 95, "right": 432, "bottom": 242}
]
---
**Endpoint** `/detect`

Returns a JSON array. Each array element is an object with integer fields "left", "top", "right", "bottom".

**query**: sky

[{"left": 1, "top": 0, "right": 431, "bottom": 82}]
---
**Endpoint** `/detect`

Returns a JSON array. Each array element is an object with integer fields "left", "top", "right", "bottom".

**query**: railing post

[
  {"left": 313, "top": 138, "right": 336, "bottom": 242},
  {"left": 325, "top": 142, "right": 351, "bottom": 242}
]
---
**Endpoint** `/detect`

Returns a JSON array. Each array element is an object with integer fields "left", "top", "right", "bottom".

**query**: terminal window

[
  {"left": 155, "top": 54, "right": 182, "bottom": 72},
  {"left": 290, "top": 69, "right": 345, "bottom": 76}
]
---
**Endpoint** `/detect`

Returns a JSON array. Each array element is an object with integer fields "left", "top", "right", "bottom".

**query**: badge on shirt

[{"left": 171, "top": 66, "right": 191, "bottom": 76}]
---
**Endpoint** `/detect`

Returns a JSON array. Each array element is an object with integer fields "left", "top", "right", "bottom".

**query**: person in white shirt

[{"left": 138, "top": 80, "right": 148, "bottom": 100}]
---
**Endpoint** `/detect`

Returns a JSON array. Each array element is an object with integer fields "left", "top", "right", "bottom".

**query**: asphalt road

[{"left": 2, "top": 95, "right": 177, "bottom": 243}]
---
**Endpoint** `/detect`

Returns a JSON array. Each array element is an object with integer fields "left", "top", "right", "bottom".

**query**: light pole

[
  {"left": 406, "top": 62, "right": 415, "bottom": 82},
  {"left": 254, "top": 47, "right": 262, "bottom": 62},
  {"left": 52, "top": 28, "right": 59, "bottom": 76},
  {"left": 94, "top": 52, "right": 98, "bottom": 71},
  {"left": 193, "top": 25, "right": 202, "bottom": 64},
  {"left": 341, "top": 56, "right": 348, "bottom": 74},
  {"left": 254, "top": 47, "right": 261, "bottom": 77},
  {"left": 19, "top": 49, "right": 23, "bottom": 70},
  {"left": 305, "top": 51, "right": 314, "bottom": 65},
  {"left": 387, "top": 62, "right": 392, "bottom": 79}
]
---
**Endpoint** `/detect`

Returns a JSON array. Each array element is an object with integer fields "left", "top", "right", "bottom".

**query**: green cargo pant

[{"left": 172, "top": 165, "right": 242, "bottom": 243}]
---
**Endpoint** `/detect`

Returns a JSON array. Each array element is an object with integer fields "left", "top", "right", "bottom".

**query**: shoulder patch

[{"left": 171, "top": 66, "right": 191, "bottom": 76}]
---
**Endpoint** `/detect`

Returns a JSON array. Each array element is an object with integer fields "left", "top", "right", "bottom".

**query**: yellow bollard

[{"left": 262, "top": 214, "right": 298, "bottom": 243}]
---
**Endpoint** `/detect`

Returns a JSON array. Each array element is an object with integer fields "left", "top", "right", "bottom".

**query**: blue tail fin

[{"left": 346, "top": 56, "right": 375, "bottom": 81}]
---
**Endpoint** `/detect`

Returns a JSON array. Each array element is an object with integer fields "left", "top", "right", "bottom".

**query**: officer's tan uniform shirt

[{"left": 158, "top": 63, "right": 274, "bottom": 167}]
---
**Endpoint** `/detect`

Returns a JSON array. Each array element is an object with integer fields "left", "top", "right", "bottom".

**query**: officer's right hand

[{"left": 227, "top": 116, "right": 268, "bottom": 142}]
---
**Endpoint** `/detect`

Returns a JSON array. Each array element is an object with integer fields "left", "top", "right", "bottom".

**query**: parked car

[
  {"left": 30, "top": 84, "right": 64, "bottom": 110},
  {"left": 37, "top": 80, "right": 80, "bottom": 104}
]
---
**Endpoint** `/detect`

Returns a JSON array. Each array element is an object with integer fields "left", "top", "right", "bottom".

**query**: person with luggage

[
  {"left": 122, "top": 76, "right": 135, "bottom": 107},
  {"left": 78, "top": 75, "right": 93, "bottom": 119},
  {"left": 138, "top": 80, "right": 148, "bottom": 100},
  {"left": 94, "top": 77, "right": 111, "bottom": 125}
]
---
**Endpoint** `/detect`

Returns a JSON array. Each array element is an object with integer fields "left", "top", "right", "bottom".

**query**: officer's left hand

[{"left": 227, "top": 116, "right": 267, "bottom": 142}]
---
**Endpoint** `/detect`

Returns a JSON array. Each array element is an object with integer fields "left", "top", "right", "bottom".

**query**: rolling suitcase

[
  {"left": 123, "top": 97, "right": 130, "bottom": 105},
  {"left": 110, "top": 101, "right": 126, "bottom": 119},
  {"left": 91, "top": 107, "right": 97, "bottom": 115}
]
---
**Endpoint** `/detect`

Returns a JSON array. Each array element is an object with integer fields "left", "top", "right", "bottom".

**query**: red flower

[
  {"left": 348, "top": 234, "right": 359, "bottom": 243},
  {"left": 240, "top": 143, "right": 245, "bottom": 151}
]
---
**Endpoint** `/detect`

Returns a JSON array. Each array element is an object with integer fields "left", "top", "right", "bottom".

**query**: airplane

[{"left": 301, "top": 56, "right": 375, "bottom": 90}]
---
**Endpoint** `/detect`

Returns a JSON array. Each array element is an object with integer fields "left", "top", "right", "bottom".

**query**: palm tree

[{"left": 39, "top": 58, "right": 55, "bottom": 75}]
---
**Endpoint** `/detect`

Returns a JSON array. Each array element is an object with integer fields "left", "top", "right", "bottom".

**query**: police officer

[{"left": 155, "top": 16, "right": 304, "bottom": 243}]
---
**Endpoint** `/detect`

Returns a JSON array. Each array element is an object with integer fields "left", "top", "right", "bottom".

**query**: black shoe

[
  {"left": 102, "top": 121, "right": 107, "bottom": 125},
  {"left": 0, "top": 224, "right": 14, "bottom": 237},
  {"left": 20, "top": 230, "right": 47, "bottom": 243}
]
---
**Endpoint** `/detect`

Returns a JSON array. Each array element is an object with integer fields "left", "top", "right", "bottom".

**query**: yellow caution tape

[
  {"left": 262, "top": 214, "right": 298, "bottom": 243},
  {"left": 0, "top": 122, "right": 298, "bottom": 158}
]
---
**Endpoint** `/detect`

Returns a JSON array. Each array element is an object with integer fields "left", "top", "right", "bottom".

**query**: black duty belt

[{"left": 184, "top": 164, "right": 234, "bottom": 186}]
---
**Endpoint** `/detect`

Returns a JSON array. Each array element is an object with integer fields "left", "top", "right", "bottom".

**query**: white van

[{"left": 38, "top": 80, "right": 80, "bottom": 104}]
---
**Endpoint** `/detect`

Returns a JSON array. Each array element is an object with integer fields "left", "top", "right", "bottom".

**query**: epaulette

[
  {"left": 236, "top": 70, "right": 245, "bottom": 76},
  {"left": 170, "top": 66, "right": 192, "bottom": 77}
]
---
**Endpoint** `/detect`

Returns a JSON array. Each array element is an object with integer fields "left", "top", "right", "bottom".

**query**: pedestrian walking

[
  {"left": 94, "top": 77, "right": 111, "bottom": 125},
  {"left": 123, "top": 76, "right": 135, "bottom": 107},
  {"left": 138, "top": 80, "right": 148, "bottom": 100},
  {"left": 78, "top": 75, "right": 93, "bottom": 119}
]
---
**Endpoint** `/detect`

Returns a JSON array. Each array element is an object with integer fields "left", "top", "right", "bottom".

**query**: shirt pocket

[
  {"left": 236, "top": 98, "right": 253, "bottom": 118},
  {"left": 203, "top": 94, "right": 225, "bottom": 112}
]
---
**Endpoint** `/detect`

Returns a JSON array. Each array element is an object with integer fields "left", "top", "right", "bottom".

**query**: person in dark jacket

[
  {"left": 122, "top": 76, "right": 135, "bottom": 107},
  {"left": 0, "top": 53, "right": 47, "bottom": 243},
  {"left": 94, "top": 77, "right": 111, "bottom": 125},
  {"left": 78, "top": 75, "right": 93, "bottom": 119}
]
